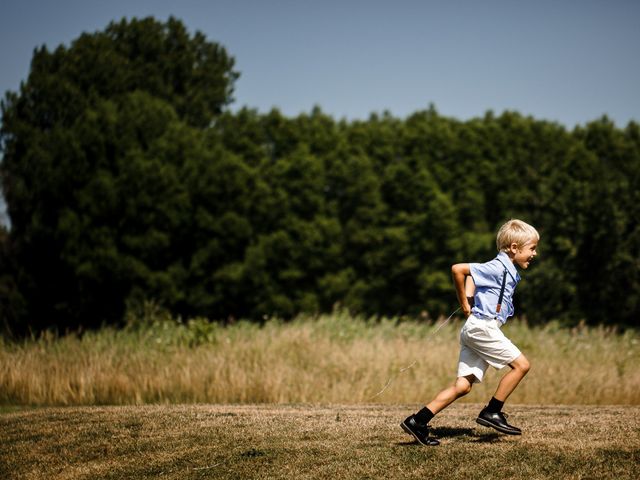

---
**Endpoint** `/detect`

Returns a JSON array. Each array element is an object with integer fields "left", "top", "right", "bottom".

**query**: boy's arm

[{"left": 451, "top": 263, "right": 472, "bottom": 317}]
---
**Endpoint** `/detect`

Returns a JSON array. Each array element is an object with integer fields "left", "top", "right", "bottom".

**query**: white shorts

[{"left": 457, "top": 314, "right": 521, "bottom": 383}]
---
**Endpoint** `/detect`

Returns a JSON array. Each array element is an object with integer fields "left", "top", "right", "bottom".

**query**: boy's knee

[
  {"left": 459, "top": 383, "right": 472, "bottom": 396},
  {"left": 515, "top": 356, "right": 531, "bottom": 375},
  {"left": 455, "top": 376, "right": 474, "bottom": 396}
]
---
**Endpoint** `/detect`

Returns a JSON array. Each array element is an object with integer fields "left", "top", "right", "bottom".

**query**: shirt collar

[{"left": 496, "top": 251, "right": 520, "bottom": 282}]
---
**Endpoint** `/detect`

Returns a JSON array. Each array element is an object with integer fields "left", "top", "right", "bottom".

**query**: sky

[{"left": 1, "top": 0, "right": 639, "bottom": 225}]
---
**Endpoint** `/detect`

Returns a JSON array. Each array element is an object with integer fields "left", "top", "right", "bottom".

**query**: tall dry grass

[{"left": 1, "top": 309, "right": 638, "bottom": 406}]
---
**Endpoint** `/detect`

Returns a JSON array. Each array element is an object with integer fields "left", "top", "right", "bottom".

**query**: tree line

[{"left": 1, "top": 17, "right": 638, "bottom": 335}]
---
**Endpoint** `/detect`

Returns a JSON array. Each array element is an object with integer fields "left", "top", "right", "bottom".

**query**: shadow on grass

[
  {"left": 435, "top": 426, "right": 504, "bottom": 442},
  {"left": 0, "top": 405, "right": 40, "bottom": 415},
  {"left": 432, "top": 427, "right": 474, "bottom": 438},
  {"left": 397, "top": 427, "right": 502, "bottom": 446}
]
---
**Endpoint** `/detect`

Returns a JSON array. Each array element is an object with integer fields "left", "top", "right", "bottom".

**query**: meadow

[
  {"left": 2, "top": 404, "right": 639, "bottom": 479},
  {"left": 1, "top": 309, "right": 638, "bottom": 406}
]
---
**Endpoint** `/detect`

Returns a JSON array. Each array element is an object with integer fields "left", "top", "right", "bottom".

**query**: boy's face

[{"left": 509, "top": 241, "right": 538, "bottom": 269}]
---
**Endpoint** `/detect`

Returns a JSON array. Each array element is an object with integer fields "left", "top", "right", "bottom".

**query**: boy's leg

[
  {"left": 493, "top": 354, "right": 530, "bottom": 401},
  {"left": 401, "top": 375, "right": 475, "bottom": 447},
  {"left": 476, "top": 354, "right": 530, "bottom": 435},
  {"left": 402, "top": 316, "right": 489, "bottom": 446},
  {"left": 419, "top": 343, "right": 485, "bottom": 420},
  {"left": 426, "top": 375, "right": 475, "bottom": 414}
]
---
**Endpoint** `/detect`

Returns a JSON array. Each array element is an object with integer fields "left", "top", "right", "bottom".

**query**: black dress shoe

[
  {"left": 401, "top": 415, "right": 440, "bottom": 446},
  {"left": 476, "top": 408, "right": 522, "bottom": 435}
]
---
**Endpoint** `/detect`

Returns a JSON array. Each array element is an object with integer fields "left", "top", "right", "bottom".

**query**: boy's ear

[{"left": 508, "top": 242, "right": 519, "bottom": 253}]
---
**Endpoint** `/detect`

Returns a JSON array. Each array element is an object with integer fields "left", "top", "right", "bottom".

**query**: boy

[{"left": 401, "top": 219, "right": 539, "bottom": 446}]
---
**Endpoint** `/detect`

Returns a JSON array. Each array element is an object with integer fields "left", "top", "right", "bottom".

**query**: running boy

[{"left": 401, "top": 219, "right": 539, "bottom": 446}]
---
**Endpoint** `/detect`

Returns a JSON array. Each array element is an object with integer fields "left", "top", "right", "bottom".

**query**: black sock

[
  {"left": 486, "top": 397, "right": 504, "bottom": 413},
  {"left": 414, "top": 407, "right": 435, "bottom": 425}
]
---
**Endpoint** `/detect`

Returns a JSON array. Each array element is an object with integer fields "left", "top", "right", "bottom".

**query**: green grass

[{"left": 1, "top": 404, "right": 638, "bottom": 479}]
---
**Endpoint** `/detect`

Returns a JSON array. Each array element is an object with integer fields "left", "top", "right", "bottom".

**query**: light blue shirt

[{"left": 469, "top": 252, "right": 520, "bottom": 325}]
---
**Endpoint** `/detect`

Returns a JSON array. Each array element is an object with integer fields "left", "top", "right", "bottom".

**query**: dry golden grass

[
  {"left": 1, "top": 404, "right": 639, "bottom": 479},
  {"left": 0, "top": 311, "right": 638, "bottom": 406}
]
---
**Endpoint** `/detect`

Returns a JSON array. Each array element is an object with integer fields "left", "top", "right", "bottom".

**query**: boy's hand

[{"left": 451, "top": 263, "right": 472, "bottom": 317}]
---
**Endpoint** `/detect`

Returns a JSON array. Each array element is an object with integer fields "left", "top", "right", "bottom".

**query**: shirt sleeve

[{"left": 469, "top": 260, "right": 502, "bottom": 290}]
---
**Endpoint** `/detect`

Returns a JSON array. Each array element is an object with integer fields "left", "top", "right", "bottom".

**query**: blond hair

[{"left": 496, "top": 219, "right": 539, "bottom": 252}]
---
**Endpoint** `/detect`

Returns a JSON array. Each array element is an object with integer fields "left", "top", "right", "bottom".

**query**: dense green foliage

[{"left": 1, "top": 17, "right": 639, "bottom": 334}]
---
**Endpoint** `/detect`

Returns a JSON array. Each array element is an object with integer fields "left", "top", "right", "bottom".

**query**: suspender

[{"left": 496, "top": 268, "right": 508, "bottom": 313}]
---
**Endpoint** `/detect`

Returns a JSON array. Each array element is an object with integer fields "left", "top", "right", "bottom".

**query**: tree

[
  {"left": 0, "top": 17, "right": 238, "bottom": 332},
  {"left": 3, "top": 21, "right": 639, "bottom": 331},
  {"left": 0, "top": 224, "right": 26, "bottom": 336},
  {"left": 570, "top": 118, "right": 640, "bottom": 325}
]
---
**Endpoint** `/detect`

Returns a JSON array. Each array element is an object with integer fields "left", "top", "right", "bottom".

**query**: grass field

[
  {"left": 1, "top": 403, "right": 639, "bottom": 479},
  {"left": 1, "top": 310, "right": 638, "bottom": 406},
  {"left": 1, "top": 312, "right": 639, "bottom": 478}
]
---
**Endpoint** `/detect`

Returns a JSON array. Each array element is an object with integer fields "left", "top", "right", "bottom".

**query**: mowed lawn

[{"left": 1, "top": 404, "right": 638, "bottom": 479}]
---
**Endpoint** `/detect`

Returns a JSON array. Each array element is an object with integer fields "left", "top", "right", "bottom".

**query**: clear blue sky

[{"left": 1, "top": 0, "right": 639, "bottom": 224}]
